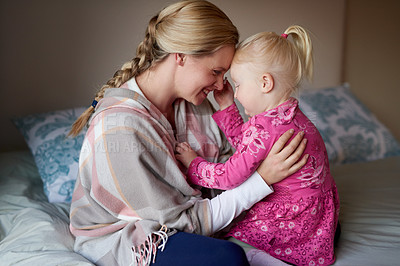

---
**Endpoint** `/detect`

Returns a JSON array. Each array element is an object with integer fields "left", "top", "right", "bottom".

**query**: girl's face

[
  {"left": 230, "top": 62, "right": 267, "bottom": 117},
  {"left": 175, "top": 45, "right": 235, "bottom": 105}
]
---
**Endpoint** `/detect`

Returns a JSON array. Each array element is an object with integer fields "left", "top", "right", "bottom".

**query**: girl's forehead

[
  {"left": 230, "top": 61, "right": 244, "bottom": 74},
  {"left": 210, "top": 45, "right": 235, "bottom": 67}
]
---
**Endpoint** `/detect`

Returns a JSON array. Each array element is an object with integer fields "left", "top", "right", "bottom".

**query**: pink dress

[{"left": 186, "top": 98, "right": 340, "bottom": 266}]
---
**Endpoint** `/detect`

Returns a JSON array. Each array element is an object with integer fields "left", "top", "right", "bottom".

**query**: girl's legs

[
  {"left": 228, "top": 237, "right": 290, "bottom": 266},
  {"left": 151, "top": 231, "right": 249, "bottom": 266},
  {"left": 245, "top": 249, "right": 291, "bottom": 266}
]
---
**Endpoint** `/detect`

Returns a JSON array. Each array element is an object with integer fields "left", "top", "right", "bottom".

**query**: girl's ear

[
  {"left": 175, "top": 53, "right": 186, "bottom": 66},
  {"left": 261, "top": 73, "right": 274, "bottom": 93}
]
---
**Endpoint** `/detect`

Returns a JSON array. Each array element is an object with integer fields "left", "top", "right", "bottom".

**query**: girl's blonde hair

[
  {"left": 234, "top": 25, "right": 313, "bottom": 95},
  {"left": 69, "top": 0, "right": 239, "bottom": 137}
]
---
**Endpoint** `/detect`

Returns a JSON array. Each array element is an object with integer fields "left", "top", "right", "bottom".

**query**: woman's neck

[{"left": 136, "top": 57, "right": 177, "bottom": 116}]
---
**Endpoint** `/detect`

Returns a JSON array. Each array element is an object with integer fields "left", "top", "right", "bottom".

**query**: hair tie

[
  {"left": 91, "top": 100, "right": 98, "bottom": 108},
  {"left": 281, "top": 33, "right": 288, "bottom": 39}
]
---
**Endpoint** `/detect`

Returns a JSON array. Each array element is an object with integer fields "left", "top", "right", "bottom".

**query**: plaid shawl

[{"left": 69, "top": 87, "right": 232, "bottom": 265}]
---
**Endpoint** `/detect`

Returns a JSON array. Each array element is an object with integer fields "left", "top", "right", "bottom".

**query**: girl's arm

[
  {"left": 177, "top": 117, "right": 279, "bottom": 190},
  {"left": 212, "top": 78, "right": 244, "bottom": 149},
  {"left": 176, "top": 127, "right": 308, "bottom": 191},
  {"left": 212, "top": 103, "right": 245, "bottom": 149}
]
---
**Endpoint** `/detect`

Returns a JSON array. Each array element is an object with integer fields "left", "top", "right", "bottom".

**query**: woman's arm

[{"left": 208, "top": 170, "right": 272, "bottom": 232}]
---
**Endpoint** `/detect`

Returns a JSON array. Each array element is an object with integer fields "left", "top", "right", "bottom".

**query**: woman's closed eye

[{"left": 213, "top": 70, "right": 222, "bottom": 76}]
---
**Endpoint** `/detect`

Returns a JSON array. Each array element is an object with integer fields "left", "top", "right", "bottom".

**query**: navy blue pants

[{"left": 151, "top": 232, "right": 249, "bottom": 266}]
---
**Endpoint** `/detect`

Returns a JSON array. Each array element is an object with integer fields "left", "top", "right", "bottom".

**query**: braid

[
  {"left": 68, "top": 62, "right": 134, "bottom": 137},
  {"left": 68, "top": 14, "right": 167, "bottom": 138}
]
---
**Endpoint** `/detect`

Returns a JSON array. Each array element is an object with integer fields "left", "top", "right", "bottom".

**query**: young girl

[{"left": 175, "top": 25, "right": 340, "bottom": 266}]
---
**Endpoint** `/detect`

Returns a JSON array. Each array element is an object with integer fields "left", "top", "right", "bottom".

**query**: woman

[{"left": 68, "top": 1, "right": 308, "bottom": 265}]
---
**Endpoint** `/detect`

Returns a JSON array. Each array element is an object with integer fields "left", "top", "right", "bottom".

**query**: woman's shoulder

[{"left": 89, "top": 88, "right": 158, "bottom": 129}]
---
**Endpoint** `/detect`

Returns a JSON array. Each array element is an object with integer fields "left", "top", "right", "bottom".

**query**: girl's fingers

[
  {"left": 175, "top": 146, "right": 183, "bottom": 153},
  {"left": 176, "top": 142, "right": 191, "bottom": 152}
]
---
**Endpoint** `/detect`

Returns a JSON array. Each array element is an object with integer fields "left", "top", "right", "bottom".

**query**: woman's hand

[
  {"left": 257, "top": 129, "right": 308, "bottom": 185},
  {"left": 214, "top": 77, "right": 234, "bottom": 110}
]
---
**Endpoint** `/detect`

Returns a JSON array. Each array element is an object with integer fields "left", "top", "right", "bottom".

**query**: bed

[{"left": 1, "top": 84, "right": 400, "bottom": 265}]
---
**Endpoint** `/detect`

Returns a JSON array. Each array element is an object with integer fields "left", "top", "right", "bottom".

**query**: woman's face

[{"left": 175, "top": 45, "right": 235, "bottom": 105}]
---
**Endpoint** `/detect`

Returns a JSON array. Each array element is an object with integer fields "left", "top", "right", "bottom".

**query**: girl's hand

[
  {"left": 214, "top": 78, "right": 234, "bottom": 110},
  {"left": 257, "top": 130, "right": 309, "bottom": 185},
  {"left": 175, "top": 142, "right": 198, "bottom": 168}
]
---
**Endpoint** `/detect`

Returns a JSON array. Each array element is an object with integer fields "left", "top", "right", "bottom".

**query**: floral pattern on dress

[
  {"left": 263, "top": 99, "right": 297, "bottom": 127},
  {"left": 226, "top": 187, "right": 339, "bottom": 266},
  {"left": 296, "top": 155, "right": 326, "bottom": 189},
  {"left": 238, "top": 124, "right": 270, "bottom": 157},
  {"left": 194, "top": 160, "right": 224, "bottom": 188},
  {"left": 189, "top": 121, "right": 271, "bottom": 189}
]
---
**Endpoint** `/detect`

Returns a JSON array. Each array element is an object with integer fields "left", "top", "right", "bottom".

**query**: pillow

[
  {"left": 13, "top": 107, "right": 86, "bottom": 203},
  {"left": 298, "top": 84, "right": 400, "bottom": 165}
]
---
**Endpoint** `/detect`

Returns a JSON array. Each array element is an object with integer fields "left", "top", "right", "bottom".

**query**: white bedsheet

[
  {"left": 0, "top": 151, "right": 93, "bottom": 265},
  {"left": 332, "top": 156, "right": 400, "bottom": 265},
  {"left": 0, "top": 151, "right": 399, "bottom": 265}
]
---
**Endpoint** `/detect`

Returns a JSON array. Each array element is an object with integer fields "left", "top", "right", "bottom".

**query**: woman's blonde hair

[
  {"left": 69, "top": 0, "right": 239, "bottom": 137},
  {"left": 234, "top": 25, "right": 313, "bottom": 95}
]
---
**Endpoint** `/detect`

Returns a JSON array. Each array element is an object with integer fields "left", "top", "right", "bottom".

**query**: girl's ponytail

[{"left": 283, "top": 25, "right": 313, "bottom": 82}]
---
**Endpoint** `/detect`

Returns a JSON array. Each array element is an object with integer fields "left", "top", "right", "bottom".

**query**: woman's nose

[{"left": 214, "top": 76, "right": 224, "bottom": 90}]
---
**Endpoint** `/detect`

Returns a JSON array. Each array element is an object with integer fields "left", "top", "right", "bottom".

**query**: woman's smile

[{"left": 202, "top": 88, "right": 212, "bottom": 97}]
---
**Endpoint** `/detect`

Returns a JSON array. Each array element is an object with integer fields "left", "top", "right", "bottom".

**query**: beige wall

[
  {"left": 0, "top": 0, "right": 345, "bottom": 151},
  {"left": 344, "top": 0, "right": 400, "bottom": 141}
]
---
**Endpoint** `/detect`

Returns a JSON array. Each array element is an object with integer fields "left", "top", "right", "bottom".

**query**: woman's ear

[
  {"left": 261, "top": 73, "right": 274, "bottom": 93},
  {"left": 175, "top": 53, "right": 186, "bottom": 66}
]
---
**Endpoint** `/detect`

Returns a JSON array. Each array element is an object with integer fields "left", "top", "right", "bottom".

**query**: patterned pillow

[
  {"left": 13, "top": 107, "right": 86, "bottom": 203},
  {"left": 298, "top": 84, "right": 400, "bottom": 165}
]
